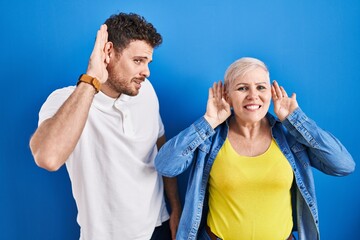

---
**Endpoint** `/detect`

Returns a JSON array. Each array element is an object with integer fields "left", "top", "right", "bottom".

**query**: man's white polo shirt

[{"left": 38, "top": 79, "right": 169, "bottom": 240}]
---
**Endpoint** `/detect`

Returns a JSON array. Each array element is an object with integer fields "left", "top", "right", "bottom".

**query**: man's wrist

[{"left": 77, "top": 74, "right": 101, "bottom": 93}]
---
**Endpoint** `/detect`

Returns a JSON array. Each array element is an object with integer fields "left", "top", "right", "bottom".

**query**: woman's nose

[{"left": 246, "top": 88, "right": 258, "bottom": 99}]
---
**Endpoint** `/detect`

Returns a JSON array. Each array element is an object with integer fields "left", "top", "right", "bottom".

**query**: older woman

[{"left": 155, "top": 57, "right": 355, "bottom": 240}]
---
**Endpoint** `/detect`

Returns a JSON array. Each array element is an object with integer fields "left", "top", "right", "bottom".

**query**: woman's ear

[{"left": 104, "top": 41, "right": 113, "bottom": 64}]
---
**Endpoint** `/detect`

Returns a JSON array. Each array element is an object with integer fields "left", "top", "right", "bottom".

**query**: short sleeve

[{"left": 38, "top": 86, "right": 75, "bottom": 125}]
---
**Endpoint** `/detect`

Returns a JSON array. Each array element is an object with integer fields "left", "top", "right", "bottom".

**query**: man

[{"left": 30, "top": 13, "right": 181, "bottom": 240}]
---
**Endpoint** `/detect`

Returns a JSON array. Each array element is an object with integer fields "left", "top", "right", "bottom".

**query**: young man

[{"left": 30, "top": 13, "right": 180, "bottom": 240}]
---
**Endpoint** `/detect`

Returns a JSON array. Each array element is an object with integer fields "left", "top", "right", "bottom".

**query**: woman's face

[{"left": 227, "top": 67, "right": 271, "bottom": 124}]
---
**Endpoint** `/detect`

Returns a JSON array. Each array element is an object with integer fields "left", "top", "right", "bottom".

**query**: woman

[{"left": 155, "top": 57, "right": 355, "bottom": 240}]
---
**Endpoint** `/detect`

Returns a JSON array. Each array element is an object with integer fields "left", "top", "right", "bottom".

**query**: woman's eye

[
  {"left": 257, "top": 85, "right": 266, "bottom": 90},
  {"left": 237, "top": 87, "right": 247, "bottom": 91}
]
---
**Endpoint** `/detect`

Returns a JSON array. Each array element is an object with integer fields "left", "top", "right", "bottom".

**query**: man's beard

[{"left": 105, "top": 76, "right": 144, "bottom": 97}]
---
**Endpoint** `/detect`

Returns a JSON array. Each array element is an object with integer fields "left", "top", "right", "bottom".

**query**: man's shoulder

[
  {"left": 48, "top": 86, "right": 76, "bottom": 98},
  {"left": 38, "top": 86, "right": 76, "bottom": 125},
  {"left": 135, "top": 79, "right": 158, "bottom": 100},
  {"left": 141, "top": 79, "right": 156, "bottom": 93},
  {"left": 41, "top": 86, "right": 76, "bottom": 107}
]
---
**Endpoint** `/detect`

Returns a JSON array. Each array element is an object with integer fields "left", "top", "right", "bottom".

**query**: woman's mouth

[{"left": 244, "top": 104, "right": 261, "bottom": 110}]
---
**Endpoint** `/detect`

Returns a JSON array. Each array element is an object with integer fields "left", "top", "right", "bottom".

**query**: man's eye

[{"left": 134, "top": 59, "right": 141, "bottom": 64}]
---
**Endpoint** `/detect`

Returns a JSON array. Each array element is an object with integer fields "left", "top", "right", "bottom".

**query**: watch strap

[{"left": 77, "top": 74, "right": 101, "bottom": 93}]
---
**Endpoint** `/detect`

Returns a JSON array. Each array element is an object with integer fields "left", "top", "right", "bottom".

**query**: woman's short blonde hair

[{"left": 224, "top": 57, "right": 269, "bottom": 92}]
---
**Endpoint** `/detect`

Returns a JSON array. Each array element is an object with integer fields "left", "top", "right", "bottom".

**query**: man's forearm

[
  {"left": 30, "top": 83, "right": 96, "bottom": 171},
  {"left": 163, "top": 176, "right": 181, "bottom": 239},
  {"left": 163, "top": 176, "right": 181, "bottom": 211}
]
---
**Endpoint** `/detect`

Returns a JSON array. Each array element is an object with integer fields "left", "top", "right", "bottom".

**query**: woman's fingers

[
  {"left": 208, "top": 87, "right": 214, "bottom": 99},
  {"left": 273, "top": 80, "right": 283, "bottom": 98},
  {"left": 280, "top": 86, "right": 288, "bottom": 98},
  {"left": 272, "top": 80, "right": 290, "bottom": 99},
  {"left": 271, "top": 84, "right": 278, "bottom": 100},
  {"left": 212, "top": 82, "right": 217, "bottom": 99},
  {"left": 217, "top": 81, "right": 223, "bottom": 99},
  {"left": 213, "top": 80, "right": 225, "bottom": 100}
]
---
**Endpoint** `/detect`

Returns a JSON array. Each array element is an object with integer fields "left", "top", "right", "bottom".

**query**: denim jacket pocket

[{"left": 291, "top": 143, "right": 310, "bottom": 169}]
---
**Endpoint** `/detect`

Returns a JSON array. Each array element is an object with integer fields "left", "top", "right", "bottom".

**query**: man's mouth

[{"left": 133, "top": 78, "right": 144, "bottom": 89}]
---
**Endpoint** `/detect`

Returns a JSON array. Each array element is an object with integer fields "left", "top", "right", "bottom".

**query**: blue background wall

[{"left": 0, "top": 0, "right": 359, "bottom": 239}]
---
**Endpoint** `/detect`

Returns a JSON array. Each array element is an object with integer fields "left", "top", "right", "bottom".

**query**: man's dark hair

[{"left": 105, "top": 13, "right": 162, "bottom": 53}]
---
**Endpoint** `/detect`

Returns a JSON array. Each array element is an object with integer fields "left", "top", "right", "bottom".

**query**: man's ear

[{"left": 104, "top": 41, "right": 113, "bottom": 64}]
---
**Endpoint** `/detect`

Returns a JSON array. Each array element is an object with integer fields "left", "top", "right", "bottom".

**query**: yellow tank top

[{"left": 207, "top": 138, "right": 293, "bottom": 240}]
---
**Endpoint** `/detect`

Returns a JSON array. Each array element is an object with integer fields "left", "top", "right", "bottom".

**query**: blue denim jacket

[{"left": 155, "top": 108, "right": 355, "bottom": 240}]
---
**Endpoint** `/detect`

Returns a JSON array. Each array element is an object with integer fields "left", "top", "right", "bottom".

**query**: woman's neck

[
  {"left": 229, "top": 116, "right": 270, "bottom": 139},
  {"left": 228, "top": 116, "right": 272, "bottom": 157}
]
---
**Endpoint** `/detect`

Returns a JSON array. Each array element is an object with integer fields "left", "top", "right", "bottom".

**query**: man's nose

[{"left": 140, "top": 65, "right": 150, "bottom": 78}]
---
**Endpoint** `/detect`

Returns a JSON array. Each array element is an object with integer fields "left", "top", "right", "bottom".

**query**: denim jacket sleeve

[
  {"left": 281, "top": 107, "right": 355, "bottom": 176},
  {"left": 155, "top": 116, "right": 215, "bottom": 177}
]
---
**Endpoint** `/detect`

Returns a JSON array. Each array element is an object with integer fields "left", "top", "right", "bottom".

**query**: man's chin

[{"left": 124, "top": 88, "right": 140, "bottom": 96}]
